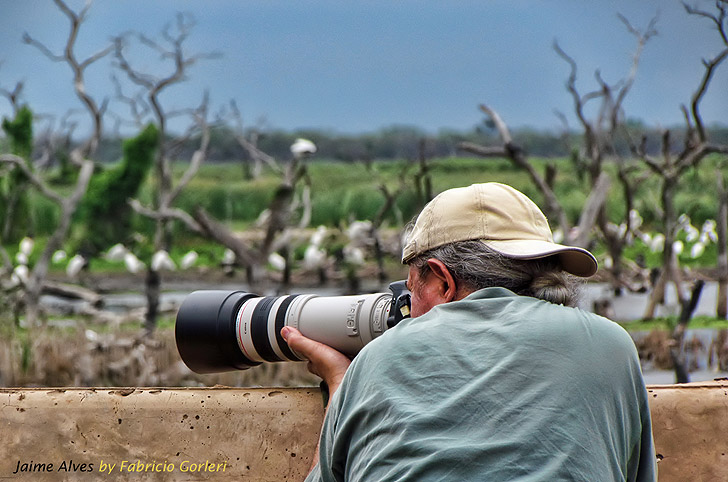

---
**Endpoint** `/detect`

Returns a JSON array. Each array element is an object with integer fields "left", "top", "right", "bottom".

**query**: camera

[{"left": 175, "top": 281, "right": 411, "bottom": 374}]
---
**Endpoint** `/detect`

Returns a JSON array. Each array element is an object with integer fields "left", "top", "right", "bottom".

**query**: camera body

[{"left": 175, "top": 282, "right": 411, "bottom": 374}]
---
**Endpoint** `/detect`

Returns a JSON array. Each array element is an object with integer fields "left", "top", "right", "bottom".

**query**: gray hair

[{"left": 408, "top": 240, "right": 582, "bottom": 306}]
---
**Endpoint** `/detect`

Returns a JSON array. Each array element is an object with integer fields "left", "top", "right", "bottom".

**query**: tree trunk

[
  {"left": 144, "top": 269, "right": 161, "bottom": 334},
  {"left": 717, "top": 173, "right": 728, "bottom": 318}
]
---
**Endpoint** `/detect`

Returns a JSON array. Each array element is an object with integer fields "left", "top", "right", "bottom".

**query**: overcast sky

[{"left": 0, "top": 0, "right": 725, "bottom": 136}]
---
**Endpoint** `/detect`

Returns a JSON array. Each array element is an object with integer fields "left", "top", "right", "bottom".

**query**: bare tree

[
  {"left": 0, "top": 0, "right": 107, "bottom": 325},
  {"left": 23, "top": 0, "right": 112, "bottom": 160},
  {"left": 551, "top": 14, "right": 657, "bottom": 295},
  {"left": 717, "top": 170, "right": 728, "bottom": 318},
  {"left": 458, "top": 104, "right": 610, "bottom": 250},
  {"left": 637, "top": 1, "right": 728, "bottom": 319},
  {"left": 137, "top": 140, "right": 317, "bottom": 290},
  {"left": 227, "top": 100, "right": 278, "bottom": 180},
  {"left": 0, "top": 80, "right": 24, "bottom": 115},
  {"left": 113, "top": 13, "right": 219, "bottom": 331}
]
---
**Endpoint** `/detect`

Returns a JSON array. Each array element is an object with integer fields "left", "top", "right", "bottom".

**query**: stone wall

[{"left": 1, "top": 382, "right": 726, "bottom": 481}]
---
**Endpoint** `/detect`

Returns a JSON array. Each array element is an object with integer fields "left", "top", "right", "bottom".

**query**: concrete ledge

[
  {"left": 647, "top": 381, "right": 728, "bottom": 481},
  {"left": 1, "top": 382, "right": 726, "bottom": 481},
  {"left": 1, "top": 387, "right": 323, "bottom": 481}
]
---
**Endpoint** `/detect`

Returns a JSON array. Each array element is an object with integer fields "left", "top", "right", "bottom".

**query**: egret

[
  {"left": 268, "top": 252, "right": 286, "bottom": 271},
  {"left": 123, "top": 252, "right": 145, "bottom": 274},
  {"left": 310, "top": 225, "right": 328, "bottom": 247},
  {"left": 180, "top": 251, "right": 199, "bottom": 270},
  {"left": 66, "top": 254, "right": 86, "bottom": 278},
  {"left": 105, "top": 243, "right": 129, "bottom": 262},
  {"left": 629, "top": 209, "right": 643, "bottom": 231},
  {"left": 15, "top": 252, "right": 28, "bottom": 266},
  {"left": 552, "top": 228, "right": 564, "bottom": 244},
  {"left": 11, "top": 265, "right": 29, "bottom": 285},
  {"left": 303, "top": 244, "right": 327, "bottom": 270},
  {"left": 52, "top": 250, "right": 67, "bottom": 264},
  {"left": 222, "top": 248, "right": 236, "bottom": 266},
  {"left": 290, "top": 138, "right": 317, "bottom": 158},
  {"left": 649, "top": 234, "right": 665, "bottom": 253},
  {"left": 343, "top": 245, "right": 365, "bottom": 265},
  {"left": 19, "top": 237, "right": 34, "bottom": 256},
  {"left": 85, "top": 329, "right": 99, "bottom": 342},
  {"left": 347, "top": 220, "right": 372, "bottom": 246},
  {"left": 672, "top": 240, "right": 684, "bottom": 256},
  {"left": 603, "top": 256, "right": 614, "bottom": 269},
  {"left": 690, "top": 242, "right": 706, "bottom": 259},
  {"left": 685, "top": 225, "right": 700, "bottom": 243},
  {"left": 151, "top": 250, "right": 176, "bottom": 272},
  {"left": 702, "top": 220, "right": 718, "bottom": 243}
]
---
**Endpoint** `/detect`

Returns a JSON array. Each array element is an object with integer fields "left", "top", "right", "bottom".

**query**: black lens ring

[
  {"left": 274, "top": 295, "right": 304, "bottom": 361},
  {"left": 221, "top": 292, "right": 261, "bottom": 369},
  {"left": 251, "top": 296, "right": 283, "bottom": 362}
]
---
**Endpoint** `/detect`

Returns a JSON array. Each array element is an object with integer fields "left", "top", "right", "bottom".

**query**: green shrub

[{"left": 75, "top": 124, "right": 158, "bottom": 254}]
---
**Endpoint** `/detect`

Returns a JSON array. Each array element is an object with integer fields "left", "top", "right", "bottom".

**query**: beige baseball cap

[{"left": 401, "top": 183, "right": 598, "bottom": 277}]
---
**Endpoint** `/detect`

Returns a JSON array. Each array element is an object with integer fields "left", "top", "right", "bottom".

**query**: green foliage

[
  {"left": 1, "top": 106, "right": 34, "bottom": 242},
  {"left": 75, "top": 124, "right": 159, "bottom": 254},
  {"left": 2, "top": 106, "right": 33, "bottom": 160}
]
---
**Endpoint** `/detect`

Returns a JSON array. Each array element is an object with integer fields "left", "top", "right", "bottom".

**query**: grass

[
  {"left": 618, "top": 316, "right": 728, "bottom": 332},
  {"left": 7, "top": 154, "right": 728, "bottom": 279}
]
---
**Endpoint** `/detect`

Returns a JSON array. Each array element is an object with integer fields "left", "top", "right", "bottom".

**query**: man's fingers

[
  {"left": 281, "top": 326, "right": 326, "bottom": 360},
  {"left": 281, "top": 326, "right": 351, "bottom": 390}
]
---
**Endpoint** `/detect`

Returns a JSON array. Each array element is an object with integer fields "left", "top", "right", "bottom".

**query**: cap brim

[{"left": 482, "top": 239, "right": 598, "bottom": 278}]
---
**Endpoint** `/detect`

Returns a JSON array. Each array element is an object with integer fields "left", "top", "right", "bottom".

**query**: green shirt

[{"left": 307, "top": 288, "right": 656, "bottom": 481}]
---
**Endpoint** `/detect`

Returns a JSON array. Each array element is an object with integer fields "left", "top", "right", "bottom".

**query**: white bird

[
  {"left": 303, "top": 244, "right": 327, "bottom": 270},
  {"left": 52, "top": 250, "right": 67, "bottom": 264},
  {"left": 290, "top": 138, "right": 317, "bottom": 158},
  {"left": 672, "top": 240, "right": 684, "bottom": 256},
  {"left": 603, "top": 256, "right": 614, "bottom": 269},
  {"left": 15, "top": 252, "right": 28, "bottom": 266},
  {"left": 268, "top": 252, "right": 286, "bottom": 271},
  {"left": 690, "top": 242, "right": 706, "bottom": 259},
  {"left": 11, "top": 265, "right": 29, "bottom": 285},
  {"left": 552, "top": 228, "right": 564, "bottom": 244},
  {"left": 629, "top": 209, "right": 643, "bottom": 231},
  {"left": 222, "top": 248, "right": 236, "bottom": 266},
  {"left": 85, "top": 329, "right": 99, "bottom": 342},
  {"left": 19, "top": 237, "right": 34, "bottom": 256},
  {"left": 639, "top": 232, "right": 652, "bottom": 245},
  {"left": 151, "top": 250, "right": 176, "bottom": 272},
  {"left": 66, "top": 254, "right": 86, "bottom": 278},
  {"left": 685, "top": 225, "right": 700, "bottom": 243},
  {"left": 617, "top": 223, "right": 628, "bottom": 239},
  {"left": 649, "top": 234, "right": 665, "bottom": 253},
  {"left": 124, "top": 252, "right": 145, "bottom": 274},
  {"left": 702, "top": 220, "right": 718, "bottom": 243},
  {"left": 310, "top": 225, "right": 328, "bottom": 247},
  {"left": 343, "top": 245, "right": 365, "bottom": 265},
  {"left": 347, "top": 220, "right": 372, "bottom": 246},
  {"left": 105, "top": 243, "right": 129, "bottom": 262},
  {"left": 180, "top": 251, "right": 199, "bottom": 270}
]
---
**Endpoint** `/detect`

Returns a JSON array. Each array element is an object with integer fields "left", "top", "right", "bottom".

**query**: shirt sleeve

[{"left": 305, "top": 382, "right": 346, "bottom": 482}]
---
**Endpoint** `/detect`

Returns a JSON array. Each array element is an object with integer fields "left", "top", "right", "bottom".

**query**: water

[{"left": 39, "top": 282, "right": 728, "bottom": 385}]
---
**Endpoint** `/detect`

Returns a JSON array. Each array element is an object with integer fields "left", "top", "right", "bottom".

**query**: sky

[{"left": 0, "top": 0, "right": 726, "bottom": 137}]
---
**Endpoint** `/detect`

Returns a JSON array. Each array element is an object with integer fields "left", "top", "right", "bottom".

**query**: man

[{"left": 282, "top": 182, "right": 656, "bottom": 481}]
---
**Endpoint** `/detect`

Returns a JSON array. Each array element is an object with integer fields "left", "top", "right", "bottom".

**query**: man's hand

[{"left": 281, "top": 326, "right": 351, "bottom": 396}]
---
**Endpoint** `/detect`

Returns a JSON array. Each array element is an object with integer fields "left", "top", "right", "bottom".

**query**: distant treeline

[{"left": 34, "top": 122, "right": 728, "bottom": 164}]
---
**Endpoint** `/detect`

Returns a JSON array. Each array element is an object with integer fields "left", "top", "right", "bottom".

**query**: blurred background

[{"left": 1, "top": 0, "right": 727, "bottom": 387}]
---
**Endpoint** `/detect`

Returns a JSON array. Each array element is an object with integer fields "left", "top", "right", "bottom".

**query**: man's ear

[{"left": 425, "top": 258, "right": 457, "bottom": 302}]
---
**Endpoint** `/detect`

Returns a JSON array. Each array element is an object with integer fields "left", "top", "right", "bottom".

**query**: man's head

[{"left": 403, "top": 183, "right": 598, "bottom": 316}]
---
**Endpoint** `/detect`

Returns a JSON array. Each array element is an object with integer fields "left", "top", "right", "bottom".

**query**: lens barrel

[
  {"left": 175, "top": 290, "right": 394, "bottom": 374},
  {"left": 175, "top": 290, "right": 259, "bottom": 374}
]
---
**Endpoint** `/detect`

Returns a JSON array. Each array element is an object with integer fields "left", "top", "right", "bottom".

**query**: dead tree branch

[{"left": 23, "top": 0, "right": 111, "bottom": 158}]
